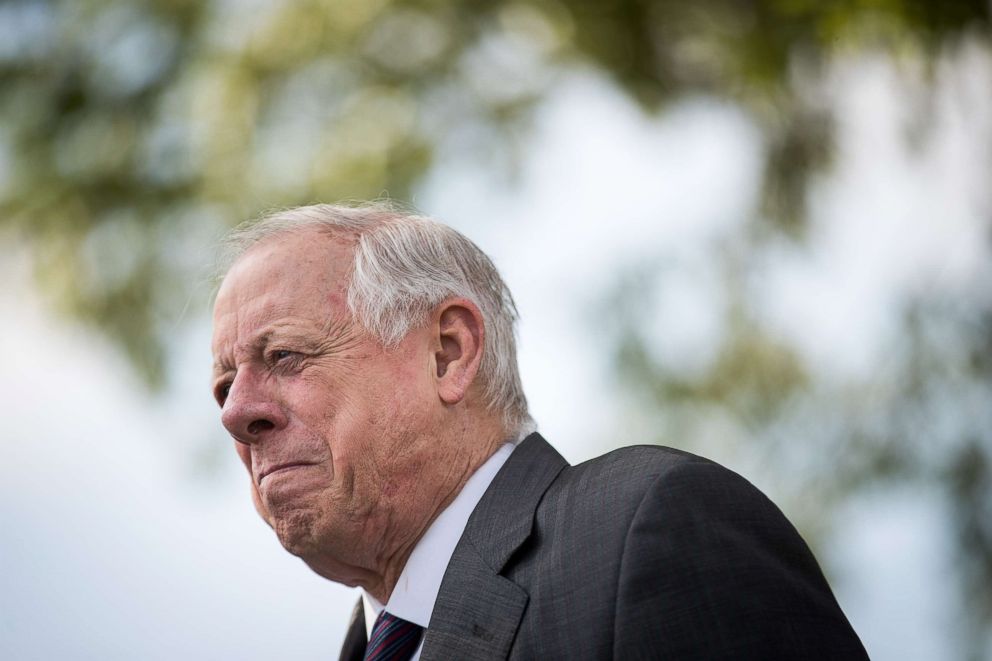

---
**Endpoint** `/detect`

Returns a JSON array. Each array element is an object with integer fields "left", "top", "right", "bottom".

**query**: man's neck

[
  {"left": 362, "top": 416, "right": 510, "bottom": 602},
  {"left": 362, "top": 441, "right": 518, "bottom": 631}
]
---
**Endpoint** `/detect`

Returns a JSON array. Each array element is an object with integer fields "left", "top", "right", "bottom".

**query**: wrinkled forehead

[
  {"left": 219, "top": 228, "right": 354, "bottom": 294},
  {"left": 211, "top": 230, "right": 356, "bottom": 344}
]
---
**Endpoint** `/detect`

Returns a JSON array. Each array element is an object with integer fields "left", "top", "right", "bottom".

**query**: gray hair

[{"left": 218, "top": 202, "right": 533, "bottom": 436}]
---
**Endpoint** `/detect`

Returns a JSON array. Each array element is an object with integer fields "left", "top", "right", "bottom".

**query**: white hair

[{"left": 218, "top": 202, "right": 533, "bottom": 436}]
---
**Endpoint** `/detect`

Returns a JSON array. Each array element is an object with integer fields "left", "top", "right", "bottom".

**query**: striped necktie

[{"left": 364, "top": 611, "right": 424, "bottom": 661}]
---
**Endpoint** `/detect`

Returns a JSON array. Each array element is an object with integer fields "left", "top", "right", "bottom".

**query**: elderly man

[{"left": 211, "top": 203, "right": 868, "bottom": 660}]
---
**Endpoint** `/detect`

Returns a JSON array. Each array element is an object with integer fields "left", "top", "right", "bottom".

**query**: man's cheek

[
  {"left": 234, "top": 441, "right": 252, "bottom": 472},
  {"left": 232, "top": 442, "right": 273, "bottom": 525},
  {"left": 250, "top": 481, "right": 275, "bottom": 528}
]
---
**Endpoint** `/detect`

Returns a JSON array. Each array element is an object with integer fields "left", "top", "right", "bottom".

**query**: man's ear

[{"left": 433, "top": 298, "right": 485, "bottom": 406}]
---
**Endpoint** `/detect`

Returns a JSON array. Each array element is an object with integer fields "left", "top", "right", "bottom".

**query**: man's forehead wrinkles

[
  {"left": 210, "top": 317, "right": 235, "bottom": 369},
  {"left": 253, "top": 317, "right": 330, "bottom": 343},
  {"left": 221, "top": 315, "right": 330, "bottom": 358}
]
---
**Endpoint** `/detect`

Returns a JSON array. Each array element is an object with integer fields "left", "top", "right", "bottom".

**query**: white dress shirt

[{"left": 361, "top": 442, "right": 516, "bottom": 661}]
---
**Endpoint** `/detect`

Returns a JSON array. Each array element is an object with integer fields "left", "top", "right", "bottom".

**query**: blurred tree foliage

[
  {"left": 1, "top": 0, "right": 991, "bottom": 656},
  {"left": 2, "top": 0, "right": 987, "bottom": 382}
]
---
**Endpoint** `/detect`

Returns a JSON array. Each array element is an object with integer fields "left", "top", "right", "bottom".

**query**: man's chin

[{"left": 271, "top": 511, "right": 321, "bottom": 557}]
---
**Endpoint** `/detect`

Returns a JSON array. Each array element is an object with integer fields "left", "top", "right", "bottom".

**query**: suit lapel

[
  {"left": 421, "top": 433, "right": 568, "bottom": 660},
  {"left": 338, "top": 598, "right": 366, "bottom": 661}
]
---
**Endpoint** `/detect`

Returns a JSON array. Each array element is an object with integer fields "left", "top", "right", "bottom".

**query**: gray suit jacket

[{"left": 341, "top": 433, "right": 868, "bottom": 660}]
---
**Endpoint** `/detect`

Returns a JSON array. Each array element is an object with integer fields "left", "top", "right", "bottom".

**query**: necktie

[{"left": 364, "top": 611, "right": 424, "bottom": 661}]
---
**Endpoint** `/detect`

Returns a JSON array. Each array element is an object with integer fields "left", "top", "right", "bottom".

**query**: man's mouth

[{"left": 258, "top": 462, "right": 314, "bottom": 483}]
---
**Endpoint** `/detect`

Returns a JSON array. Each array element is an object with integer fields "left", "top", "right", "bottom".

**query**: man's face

[{"left": 211, "top": 230, "right": 436, "bottom": 581}]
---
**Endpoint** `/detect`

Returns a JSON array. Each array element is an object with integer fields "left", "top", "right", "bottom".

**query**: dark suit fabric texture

[{"left": 339, "top": 433, "right": 868, "bottom": 661}]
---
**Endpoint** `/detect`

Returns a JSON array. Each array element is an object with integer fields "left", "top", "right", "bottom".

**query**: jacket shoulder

[
  {"left": 608, "top": 449, "right": 869, "bottom": 659},
  {"left": 503, "top": 445, "right": 729, "bottom": 658},
  {"left": 553, "top": 443, "right": 723, "bottom": 506},
  {"left": 509, "top": 443, "right": 868, "bottom": 660}
]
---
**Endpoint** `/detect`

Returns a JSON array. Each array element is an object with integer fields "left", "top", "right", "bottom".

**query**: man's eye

[
  {"left": 215, "top": 383, "right": 231, "bottom": 407},
  {"left": 270, "top": 350, "right": 303, "bottom": 369}
]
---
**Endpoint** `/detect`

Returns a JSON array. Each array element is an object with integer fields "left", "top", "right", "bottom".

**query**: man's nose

[{"left": 220, "top": 372, "right": 288, "bottom": 443}]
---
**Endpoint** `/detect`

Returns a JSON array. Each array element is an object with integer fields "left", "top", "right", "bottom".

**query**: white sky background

[{"left": 3, "top": 44, "right": 990, "bottom": 659}]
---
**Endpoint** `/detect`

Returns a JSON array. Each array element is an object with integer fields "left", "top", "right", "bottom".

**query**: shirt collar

[{"left": 362, "top": 441, "right": 516, "bottom": 636}]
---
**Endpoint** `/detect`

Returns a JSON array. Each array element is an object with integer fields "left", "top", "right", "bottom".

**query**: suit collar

[
  {"left": 463, "top": 432, "right": 568, "bottom": 572},
  {"left": 420, "top": 433, "right": 568, "bottom": 660},
  {"left": 338, "top": 599, "right": 366, "bottom": 661}
]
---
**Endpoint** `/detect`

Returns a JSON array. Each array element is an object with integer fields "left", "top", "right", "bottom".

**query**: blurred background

[{"left": 1, "top": 0, "right": 991, "bottom": 659}]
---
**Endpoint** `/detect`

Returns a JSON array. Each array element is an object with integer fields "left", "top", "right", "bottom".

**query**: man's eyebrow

[
  {"left": 254, "top": 328, "right": 314, "bottom": 350},
  {"left": 261, "top": 321, "right": 353, "bottom": 351},
  {"left": 211, "top": 321, "right": 350, "bottom": 377},
  {"left": 209, "top": 334, "right": 271, "bottom": 376},
  {"left": 212, "top": 359, "right": 233, "bottom": 376}
]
